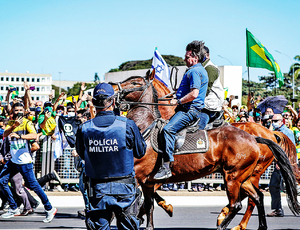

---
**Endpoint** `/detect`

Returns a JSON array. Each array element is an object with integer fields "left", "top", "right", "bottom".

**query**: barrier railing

[{"left": 33, "top": 137, "right": 276, "bottom": 186}]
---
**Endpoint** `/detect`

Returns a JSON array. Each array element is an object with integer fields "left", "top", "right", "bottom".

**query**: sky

[{"left": 0, "top": 0, "right": 299, "bottom": 83}]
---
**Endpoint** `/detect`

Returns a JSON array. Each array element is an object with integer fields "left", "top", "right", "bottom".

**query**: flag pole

[{"left": 247, "top": 67, "right": 250, "bottom": 96}]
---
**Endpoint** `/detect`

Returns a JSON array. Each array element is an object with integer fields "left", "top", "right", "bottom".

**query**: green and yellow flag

[
  {"left": 9, "top": 85, "right": 19, "bottom": 99},
  {"left": 246, "top": 29, "right": 284, "bottom": 87}
]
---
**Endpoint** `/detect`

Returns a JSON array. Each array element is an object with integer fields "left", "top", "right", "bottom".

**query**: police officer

[{"left": 76, "top": 83, "right": 146, "bottom": 230}]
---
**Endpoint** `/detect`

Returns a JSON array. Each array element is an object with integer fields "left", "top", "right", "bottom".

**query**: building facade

[
  {"left": 0, "top": 72, "right": 52, "bottom": 102},
  {"left": 104, "top": 65, "right": 242, "bottom": 105}
]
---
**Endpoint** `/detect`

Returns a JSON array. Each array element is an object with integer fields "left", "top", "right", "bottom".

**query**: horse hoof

[
  {"left": 217, "top": 213, "right": 226, "bottom": 226},
  {"left": 258, "top": 227, "right": 267, "bottom": 230},
  {"left": 231, "top": 226, "right": 243, "bottom": 230},
  {"left": 166, "top": 204, "right": 173, "bottom": 217}
]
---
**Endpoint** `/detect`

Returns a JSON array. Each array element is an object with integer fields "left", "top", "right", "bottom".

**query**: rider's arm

[{"left": 177, "top": 88, "right": 199, "bottom": 105}]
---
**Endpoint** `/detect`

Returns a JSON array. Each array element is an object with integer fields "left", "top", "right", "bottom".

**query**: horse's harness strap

[
  {"left": 142, "top": 120, "right": 157, "bottom": 140},
  {"left": 119, "top": 101, "right": 176, "bottom": 106}
]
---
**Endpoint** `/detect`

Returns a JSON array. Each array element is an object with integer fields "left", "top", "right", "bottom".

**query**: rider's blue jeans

[
  {"left": 198, "top": 110, "right": 220, "bottom": 129},
  {"left": 162, "top": 109, "right": 203, "bottom": 162},
  {"left": 0, "top": 161, "right": 52, "bottom": 211}
]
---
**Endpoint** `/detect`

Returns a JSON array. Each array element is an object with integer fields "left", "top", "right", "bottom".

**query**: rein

[{"left": 110, "top": 76, "right": 176, "bottom": 109}]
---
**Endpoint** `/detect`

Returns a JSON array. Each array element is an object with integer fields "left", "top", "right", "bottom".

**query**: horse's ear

[{"left": 146, "top": 69, "right": 155, "bottom": 81}]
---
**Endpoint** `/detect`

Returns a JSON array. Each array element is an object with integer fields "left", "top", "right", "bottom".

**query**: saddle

[{"left": 147, "top": 111, "right": 225, "bottom": 155}]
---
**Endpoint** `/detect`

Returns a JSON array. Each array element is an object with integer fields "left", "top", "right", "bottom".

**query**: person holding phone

[
  {"left": 0, "top": 103, "right": 57, "bottom": 222},
  {"left": 38, "top": 101, "right": 56, "bottom": 136}
]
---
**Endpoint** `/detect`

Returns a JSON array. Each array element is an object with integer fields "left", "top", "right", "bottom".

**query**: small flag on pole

[
  {"left": 9, "top": 85, "right": 19, "bottom": 99},
  {"left": 151, "top": 48, "right": 171, "bottom": 88},
  {"left": 246, "top": 29, "right": 284, "bottom": 87}
]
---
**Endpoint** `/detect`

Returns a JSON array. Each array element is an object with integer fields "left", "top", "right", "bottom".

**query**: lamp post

[
  {"left": 58, "top": 71, "right": 63, "bottom": 95},
  {"left": 275, "top": 50, "right": 295, "bottom": 107},
  {"left": 218, "top": 55, "right": 233, "bottom": 65}
]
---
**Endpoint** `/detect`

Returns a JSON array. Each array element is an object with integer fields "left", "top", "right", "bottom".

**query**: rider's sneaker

[
  {"left": 153, "top": 165, "right": 172, "bottom": 180},
  {"left": 43, "top": 207, "right": 57, "bottom": 223},
  {"left": 1, "top": 208, "right": 20, "bottom": 218}
]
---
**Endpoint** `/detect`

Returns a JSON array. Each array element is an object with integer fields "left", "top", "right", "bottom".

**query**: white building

[
  {"left": 0, "top": 72, "right": 52, "bottom": 102},
  {"left": 105, "top": 65, "right": 242, "bottom": 105}
]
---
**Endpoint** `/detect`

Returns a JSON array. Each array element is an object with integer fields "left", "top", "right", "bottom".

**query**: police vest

[{"left": 81, "top": 116, "right": 134, "bottom": 180}]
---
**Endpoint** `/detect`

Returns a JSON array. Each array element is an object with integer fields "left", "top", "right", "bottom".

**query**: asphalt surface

[{"left": 0, "top": 191, "right": 299, "bottom": 230}]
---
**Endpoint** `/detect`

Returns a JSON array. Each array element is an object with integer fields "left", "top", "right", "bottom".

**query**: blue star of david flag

[{"left": 151, "top": 48, "right": 170, "bottom": 88}]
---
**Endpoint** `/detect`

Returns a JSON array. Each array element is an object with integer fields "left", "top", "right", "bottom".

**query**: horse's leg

[
  {"left": 217, "top": 205, "right": 230, "bottom": 226},
  {"left": 139, "top": 185, "right": 155, "bottom": 230},
  {"left": 217, "top": 179, "right": 243, "bottom": 230},
  {"left": 154, "top": 192, "right": 173, "bottom": 217},
  {"left": 232, "top": 180, "right": 267, "bottom": 230}
]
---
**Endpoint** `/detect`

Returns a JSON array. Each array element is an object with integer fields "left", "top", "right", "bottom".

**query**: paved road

[{"left": 0, "top": 203, "right": 299, "bottom": 229}]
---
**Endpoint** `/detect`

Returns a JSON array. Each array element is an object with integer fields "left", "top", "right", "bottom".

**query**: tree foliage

[
  {"left": 108, "top": 55, "right": 185, "bottom": 72},
  {"left": 94, "top": 72, "right": 100, "bottom": 83},
  {"left": 67, "top": 82, "right": 96, "bottom": 97},
  {"left": 51, "top": 84, "right": 67, "bottom": 100}
]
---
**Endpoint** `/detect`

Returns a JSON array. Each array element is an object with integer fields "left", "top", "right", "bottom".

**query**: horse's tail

[
  {"left": 255, "top": 136, "right": 300, "bottom": 216},
  {"left": 273, "top": 131, "right": 300, "bottom": 184}
]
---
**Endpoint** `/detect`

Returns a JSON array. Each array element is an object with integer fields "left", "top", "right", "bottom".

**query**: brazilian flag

[
  {"left": 9, "top": 85, "right": 19, "bottom": 99},
  {"left": 246, "top": 29, "right": 284, "bottom": 87}
]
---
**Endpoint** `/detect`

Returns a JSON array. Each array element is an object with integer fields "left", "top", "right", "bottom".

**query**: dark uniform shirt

[{"left": 76, "top": 111, "right": 146, "bottom": 177}]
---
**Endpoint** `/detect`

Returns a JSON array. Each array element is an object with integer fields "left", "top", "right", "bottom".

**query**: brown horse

[
  {"left": 149, "top": 76, "right": 300, "bottom": 230},
  {"left": 217, "top": 123, "right": 300, "bottom": 230},
  {"left": 111, "top": 72, "right": 300, "bottom": 230}
]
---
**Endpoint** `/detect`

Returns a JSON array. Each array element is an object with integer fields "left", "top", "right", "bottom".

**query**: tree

[
  {"left": 67, "top": 82, "right": 96, "bottom": 96},
  {"left": 108, "top": 55, "right": 185, "bottom": 72},
  {"left": 51, "top": 84, "right": 67, "bottom": 100},
  {"left": 94, "top": 73, "right": 100, "bottom": 83}
]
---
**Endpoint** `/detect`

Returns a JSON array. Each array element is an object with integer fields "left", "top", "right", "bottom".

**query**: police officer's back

[{"left": 76, "top": 83, "right": 146, "bottom": 230}]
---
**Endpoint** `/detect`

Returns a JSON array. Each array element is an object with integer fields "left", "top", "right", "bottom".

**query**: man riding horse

[{"left": 154, "top": 40, "right": 209, "bottom": 180}]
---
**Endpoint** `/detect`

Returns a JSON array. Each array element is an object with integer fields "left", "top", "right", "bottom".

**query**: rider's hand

[{"left": 170, "top": 99, "right": 178, "bottom": 106}]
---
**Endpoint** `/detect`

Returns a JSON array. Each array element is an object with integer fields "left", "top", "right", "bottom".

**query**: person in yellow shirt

[{"left": 0, "top": 103, "right": 57, "bottom": 222}]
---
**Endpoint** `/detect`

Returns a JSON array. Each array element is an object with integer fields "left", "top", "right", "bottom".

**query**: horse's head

[{"left": 110, "top": 70, "right": 155, "bottom": 107}]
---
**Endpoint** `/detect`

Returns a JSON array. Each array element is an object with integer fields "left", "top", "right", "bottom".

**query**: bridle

[{"left": 109, "top": 76, "right": 175, "bottom": 112}]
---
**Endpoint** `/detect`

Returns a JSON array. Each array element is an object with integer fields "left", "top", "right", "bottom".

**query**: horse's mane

[
  {"left": 151, "top": 84, "right": 161, "bottom": 118},
  {"left": 120, "top": 75, "right": 145, "bottom": 84}
]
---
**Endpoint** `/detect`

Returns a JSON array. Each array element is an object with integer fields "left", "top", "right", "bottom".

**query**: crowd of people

[{"left": 0, "top": 81, "right": 95, "bottom": 221}]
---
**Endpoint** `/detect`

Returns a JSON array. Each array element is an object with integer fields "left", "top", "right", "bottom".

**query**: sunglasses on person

[{"left": 272, "top": 119, "right": 282, "bottom": 123}]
